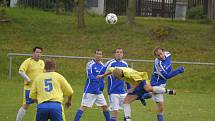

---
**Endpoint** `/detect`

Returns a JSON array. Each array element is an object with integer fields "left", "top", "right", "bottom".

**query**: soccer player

[
  {"left": 30, "top": 59, "right": 74, "bottom": 121},
  {"left": 97, "top": 48, "right": 131, "bottom": 121},
  {"left": 16, "top": 47, "right": 45, "bottom": 121},
  {"left": 150, "top": 47, "right": 185, "bottom": 121},
  {"left": 98, "top": 67, "right": 177, "bottom": 121},
  {"left": 74, "top": 49, "right": 110, "bottom": 121}
]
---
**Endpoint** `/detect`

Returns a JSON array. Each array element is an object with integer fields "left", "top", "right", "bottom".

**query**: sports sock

[
  {"left": 123, "top": 104, "right": 131, "bottom": 120},
  {"left": 103, "top": 111, "right": 110, "bottom": 121},
  {"left": 74, "top": 109, "right": 84, "bottom": 121},
  {"left": 16, "top": 107, "right": 26, "bottom": 121}
]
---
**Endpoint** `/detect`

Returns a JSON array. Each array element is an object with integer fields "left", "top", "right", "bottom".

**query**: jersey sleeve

[
  {"left": 155, "top": 60, "right": 181, "bottom": 79},
  {"left": 19, "top": 59, "right": 29, "bottom": 72},
  {"left": 86, "top": 62, "right": 97, "bottom": 81},
  {"left": 60, "top": 75, "right": 74, "bottom": 96}
]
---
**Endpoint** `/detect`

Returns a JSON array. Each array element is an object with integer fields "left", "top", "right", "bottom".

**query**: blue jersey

[
  {"left": 99, "top": 59, "right": 131, "bottom": 95},
  {"left": 151, "top": 52, "right": 182, "bottom": 86},
  {"left": 84, "top": 60, "right": 104, "bottom": 94}
]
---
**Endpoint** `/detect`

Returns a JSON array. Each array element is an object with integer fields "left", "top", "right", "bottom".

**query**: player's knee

[{"left": 22, "top": 104, "right": 30, "bottom": 109}]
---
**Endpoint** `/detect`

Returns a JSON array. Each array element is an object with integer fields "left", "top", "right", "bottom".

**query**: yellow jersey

[
  {"left": 30, "top": 72, "right": 74, "bottom": 104},
  {"left": 108, "top": 67, "right": 150, "bottom": 86},
  {"left": 19, "top": 58, "right": 45, "bottom": 89}
]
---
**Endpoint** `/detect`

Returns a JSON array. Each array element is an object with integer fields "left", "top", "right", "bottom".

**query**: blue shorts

[
  {"left": 127, "top": 81, "right": 147, "bottom": 100},
  {"left": 36, "top": 102, "right": 63, "bottom": 121},
  {"left": 24, "top": 90, "right": 34, "bottom": 104}
]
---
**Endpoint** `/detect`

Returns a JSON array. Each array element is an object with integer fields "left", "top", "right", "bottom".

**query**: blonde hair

[{"left": 112, "top": 68, "right": 123, "bottom": 79}]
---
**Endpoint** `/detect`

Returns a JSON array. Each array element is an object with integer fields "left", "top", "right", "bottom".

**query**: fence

[
  {"left": 18, "top": 0, "right": 74, "bottom": 12},
  {"left": 105, "top": 0, "right": 176, "bottom": 19},
  {"left": 7, "top": 53, "right": 215, "bottom": 80},
  {"left": 188, "top": 0, "right": 208, "bottom": 13},
  {"left": 208, "top": 0, "right": 215, "bottom": 22}
]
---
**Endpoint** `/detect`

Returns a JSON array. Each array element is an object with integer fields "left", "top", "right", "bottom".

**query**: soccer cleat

[
  {"left": 167, "top": 89, "right": 176, "bottom": 95},
  {"left": 140, "top": 98, "right": 147, "bottom": 106}
]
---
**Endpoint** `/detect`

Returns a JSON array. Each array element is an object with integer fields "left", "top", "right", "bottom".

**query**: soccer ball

[{"left": 105, "top": 13, "right": 118, "bottom": 24}]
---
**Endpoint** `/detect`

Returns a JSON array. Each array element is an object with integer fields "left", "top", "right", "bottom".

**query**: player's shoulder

[
  {"left": 121, "top": 60, "right": 128, "bottom": 65},
  {"left": 105, "top": 59, "right": 116, "bottom": 66},
  {"left": 87, "top": 60, "right": 95, "bottom": 66}
]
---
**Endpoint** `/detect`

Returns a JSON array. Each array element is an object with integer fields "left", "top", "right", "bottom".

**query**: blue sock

[
  {"left": 157, "top": 114, "right": 164, "bottom": 121},
  {"left": 74, "top": 109, "right": 84, "bottom": 121},
  {"left": 111, "top": 117, "right": 117, "bottom": 121},
  {"left": 103, "top": 111, "right": 110, "bottom": 121}
]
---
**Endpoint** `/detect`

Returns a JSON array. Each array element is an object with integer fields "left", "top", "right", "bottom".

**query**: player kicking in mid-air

[
  {"left": 97, "top": 67, "right": 178, "bottom": 121},
  {"left": 149, "top": 47, "right": 185, "bottom": 121},
  {"left": 74, "top": 49, "right": 110, "bottom": 121}
]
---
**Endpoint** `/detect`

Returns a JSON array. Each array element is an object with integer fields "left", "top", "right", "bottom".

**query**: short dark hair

[
  {"left": 153, "top": 47, "right": 164, "bottom": 56},
  {"left": 94, "top": 49, "right": 102, "bottom": 53},
  {"left": 45, "top": 59, "right": 56, "bottom": 71},
  {"left": 33, "top": 46, "right": 43, "bottom": 52},
  {"left": 115, "top": 48, "right": 124, "bottom": 53}
]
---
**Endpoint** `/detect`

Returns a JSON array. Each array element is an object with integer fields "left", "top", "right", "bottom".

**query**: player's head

[
  {"left": 115, "top": 48, "right": 124, "bottom": 60},
  {"left": 33, "top": 46, "right": 43, "bottom": 61},
  {"left": 154, "top": 47, "right": 165, "bottom": 60},
  {"left": 95, "top": 49, "right": 102, "bottom": 62},
  {"left": 112, "top": 68, "right": 123, "bottom": 80},
  {"left": 45, "top": 59, "right": 56, "bottom": 72}
]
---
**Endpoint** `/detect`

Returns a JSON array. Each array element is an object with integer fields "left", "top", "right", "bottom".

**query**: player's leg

[
  {"left": 109, "top": 94, "right": 120, "bottom": 121},
  {"left": 74, "top": 93, "right": 95, "bottom": 121},
  {"left": 95, "top": 94, "right": 110, "bottom": 121},
  {"left": 123, "top": 95, "right": 138, "bottom": 121},
  {"left": 16, "top": 90, "right": 34, "bottom": 121},
  {"left": 152, "top": 93, "right": 165, "bottom": 121},
  {"left": 144, "top": 84, "right": 176, "bottom": 95}
]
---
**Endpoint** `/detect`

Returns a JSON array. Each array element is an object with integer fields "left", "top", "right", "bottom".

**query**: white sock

[
  {"left": 153, "top": 86, "right": 166, "bottom": 94},
  {"left": 124, "top": 104, "right": 131, "bottom": 121},
  {"left": 16, "top": 107, "right": 26, "bottom": 121}
]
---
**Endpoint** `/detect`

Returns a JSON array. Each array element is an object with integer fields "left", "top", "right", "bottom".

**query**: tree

[
  {"left": 126, "top": 0, "right": 136, "bottom": 25},
  {"left": 77, "top": 0, "right": 85, "bottom": 28}
]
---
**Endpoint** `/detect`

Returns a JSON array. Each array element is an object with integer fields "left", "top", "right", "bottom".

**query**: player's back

[
  {"left": 32, "top": 72, "right": 72, "bottom": 104},
  {"left": 102, "top": 59, "right": 129, "bottom": 94}
]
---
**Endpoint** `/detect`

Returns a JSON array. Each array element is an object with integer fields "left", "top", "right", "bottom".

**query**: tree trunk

[
  {"left": 77, "top": 0, "right": 85, "bottom": 28},
  {"left": 126, "top": 0, "right": 136, "bottom": 25},
  {"left": 55, "top": 0, "right": 60, "bottom": 14}
]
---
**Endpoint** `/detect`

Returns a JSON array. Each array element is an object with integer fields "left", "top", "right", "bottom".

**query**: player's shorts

[
  {"left": 108, "top": 93, "right": 127, "bottom": 111},
  {"left": 23, "top": 90, "right": 34, "bottom": 104},
  {"left": 152, "top": 84, "right": 166, "bottom": 102},
  {"left": 36, "top": 102, "right": 65, "bottom": 121},
  {"left": 127, "top": 81, "right": 147, "bottom": 100},
  {"left": 81, "top": 93, "right": 107, "bottom": 107}
]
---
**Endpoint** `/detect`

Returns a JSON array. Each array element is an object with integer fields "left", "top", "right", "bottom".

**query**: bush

[{"left": 186, "top": 6, "right": 207, "bottom": 20}]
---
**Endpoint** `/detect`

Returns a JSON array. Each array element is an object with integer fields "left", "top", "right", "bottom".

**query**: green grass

[{"left": 0, "top": 8, "right": 215, "bottom": 121}]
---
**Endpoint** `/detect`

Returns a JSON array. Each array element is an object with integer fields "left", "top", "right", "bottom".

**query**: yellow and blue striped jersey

[
  {"left": 108, "top": 67, "right": 150, "bottom": 86},
  {"left": 19, "top": 58, "right": 45, "bottom": 89},
  {"left": 30, "top": 72, "right": 74, "bottom": 104}
]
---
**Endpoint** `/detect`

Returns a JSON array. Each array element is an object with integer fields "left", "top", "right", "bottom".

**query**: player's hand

[
  {"left": 96, "top": 75, "right": 103, "bottom": 79},
  {"left": 65, "top": 101, "right": 72, "bottom": 109},
  {"left": 25, "top": 80, "right": 30, "bottom": 85},
  {"left": 178, "top": 67, "right": 185, "bottom": 73}
]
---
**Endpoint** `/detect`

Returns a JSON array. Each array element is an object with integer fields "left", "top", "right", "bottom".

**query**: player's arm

[
  {"left": 60, "top": 75, "right": 74, "bottom": 108},
  {"left": 19, "top": 60, "right": 31, "bottom": 84},
  {"left": 29, "top": 80, "right": 37, "bottom": 102},
  {"left": 157, "top": 63, "right": 185, "bottom": 79},
  {"left": 86, "top": 62, "right": 97, "bottom": 82},
  {"left": 97, "top": 67, "right": 113, "bottom": 79}
]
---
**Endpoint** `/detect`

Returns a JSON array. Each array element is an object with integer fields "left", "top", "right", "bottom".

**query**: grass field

[{"left": 0, "top": 8, "right": 215, "bottom": 121}]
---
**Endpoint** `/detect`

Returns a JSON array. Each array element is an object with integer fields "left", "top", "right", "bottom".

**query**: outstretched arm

[{"left": 160, "top": 67, "right": 185, "bottom": 79}]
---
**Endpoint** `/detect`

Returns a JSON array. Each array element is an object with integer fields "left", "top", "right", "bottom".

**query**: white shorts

[
  {"left": 152, "top": 84, "right": 166, "bottom": 103},
  {"left": 108, "top": 93, "right": 127, "bottom": 111},
  {"left": 81, "top": 93, "right": 107, "bottom": 107}
]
